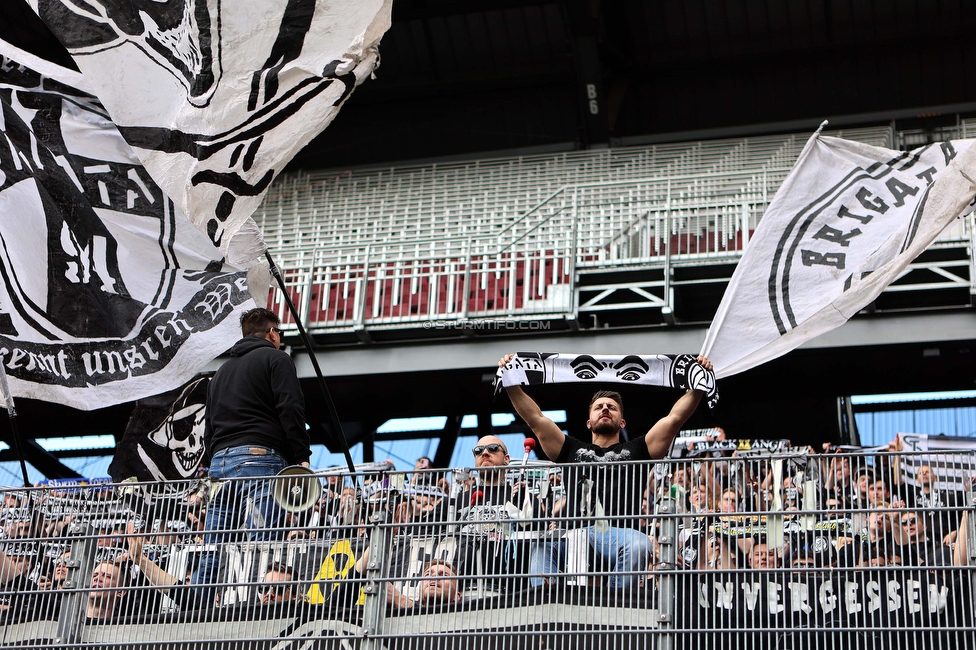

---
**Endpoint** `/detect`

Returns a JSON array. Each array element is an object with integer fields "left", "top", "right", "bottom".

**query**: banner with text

[
  {"left": 0, "top": 42, "right": 254, "bottom": 409},
  {"left": 702, "top": 132, "right": 976, "bottom": 378}
]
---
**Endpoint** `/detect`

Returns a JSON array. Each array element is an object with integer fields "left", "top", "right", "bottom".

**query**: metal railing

[
  {"left": 269, "top": 169, "right": 975, "bottom": 333},
  {"left": 1, "top": 449, "right": 975, "bottom": 648},
  {"left": 261, "top": 126, "right": 913, "bottom": 334}
]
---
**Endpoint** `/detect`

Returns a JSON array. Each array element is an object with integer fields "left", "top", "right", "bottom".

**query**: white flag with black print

[
  {"left": 702, "top": 130, "right": 976, "bottom": 378},
  {"left": 28, "top": 0, "right": 392, "bottom": 267},
  {"left": 0, "top": 41, "right": 256, "bottom": 409}
]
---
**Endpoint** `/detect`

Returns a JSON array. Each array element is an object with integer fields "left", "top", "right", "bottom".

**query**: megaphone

[{"left": 272, "top": 465, "right": 322, "bottom": 513}]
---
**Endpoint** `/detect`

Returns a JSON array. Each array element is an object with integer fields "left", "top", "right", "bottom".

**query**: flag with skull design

[
  {"left": 0, "top": 41, "right": 256, "bottom": 409},
  {"left": 109, "top": 374, "right": 211, "bottom": 481},
  {"left": 27, "top": 0, "right": 392, "bottom": 267}
]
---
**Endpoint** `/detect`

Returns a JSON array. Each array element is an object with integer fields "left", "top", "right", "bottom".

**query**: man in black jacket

[{"left": 191, "top": 308, "right": 310, "bottom": 605}]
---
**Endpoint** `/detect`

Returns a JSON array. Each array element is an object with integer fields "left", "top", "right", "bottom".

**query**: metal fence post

[
  {"left": 656, "top": 496, "right": 676, "bottom": 650},
  {"left": 55, "top": 521, "right": 96, "bottom": 644},
  {"left": 663, "top": 179, "right": 673, "bottom": 320},
  {"left": 361, "top": 495, "right": 393, "bottom": 650},
  {"left": 967, "top": 214, "right": 976, "bottom": 299},
  {"left": 355, "top": 245, "right": 371, "bottom": 331},
  {"left": 461, "top": 238, "right": 472, "bottom": 320},
  {"left": 569, "top": 187, "right": 579, "bottom": 322}
]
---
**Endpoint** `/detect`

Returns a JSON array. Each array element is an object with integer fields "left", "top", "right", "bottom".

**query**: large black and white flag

[
  {"left": 0, "top": 41, "right": 255, "bottom": 409},
  {"left": 28, "top": 0, "right": 392, "bottom": 266},
  {"left": 702, "top": 130, "right": 976, "bottom": 378}
]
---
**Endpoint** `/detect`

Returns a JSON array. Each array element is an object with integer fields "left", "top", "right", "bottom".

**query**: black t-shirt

[{"left": 555, "top": 436, "right": 651, "bottom": 529}]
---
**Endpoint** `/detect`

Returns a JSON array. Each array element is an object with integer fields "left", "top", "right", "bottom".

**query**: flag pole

[
  {"left": 0, "top": 363, "right": 31, "bottom": 487},
  {"left": 265, "top": 252, "right": 356, "bottom": 475}
]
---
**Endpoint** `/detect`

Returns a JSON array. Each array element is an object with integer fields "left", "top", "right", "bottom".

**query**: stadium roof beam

[
  {"left": 432, "top": 415, "right": 462, "bottom": 468},
  {"left": 0, "top": 438, "right": 82, "bottom": 480},
  {"left": 564, "top": 0, "right": 610, "bottom": 148}
]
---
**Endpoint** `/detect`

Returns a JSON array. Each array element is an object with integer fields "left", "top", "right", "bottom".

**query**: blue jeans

[
  {"left": 529, "top": 525, "right": 652, "bottom": 588},
  {"left": 190, "top": 446, "right": 287, "bottom": 605}
]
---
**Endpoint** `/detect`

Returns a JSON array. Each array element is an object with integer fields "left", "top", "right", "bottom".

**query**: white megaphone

[{"left": 272, "top": 465, "right": 323, "bottom": 513}]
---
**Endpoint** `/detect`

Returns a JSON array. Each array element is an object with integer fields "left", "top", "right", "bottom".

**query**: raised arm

[
  {"left": 499, "top": 354, "right": 566, "bottom": 460},
  {"left": 643, "top": 355, "right": 713, "bottom": 460},
  {"left": 0, "top": 548, "right": 23, "bottom": 585}
]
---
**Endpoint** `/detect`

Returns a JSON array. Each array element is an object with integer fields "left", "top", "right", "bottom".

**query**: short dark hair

[
  {"left": 264, "top": 561, "right": 295, "bottom": 581},
  {"left": 422, "top": 559, "right": 456, "bottom": 576},
  {"left": 240, "top": 308, "right": 280, "bottom": 338},
  {"left": 589, "top": 390, "right": 623, "bottom": 412}
]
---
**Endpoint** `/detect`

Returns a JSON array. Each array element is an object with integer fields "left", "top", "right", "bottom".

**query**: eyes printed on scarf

[
  {"left": 570, "top": 355, "right": 604, "bottom": 379},
  {"left": 569, "top": 354, "right": 649, "bottom": 381},
  {"left": 612, "top": 355, "right": 649, "bottom": 381}
]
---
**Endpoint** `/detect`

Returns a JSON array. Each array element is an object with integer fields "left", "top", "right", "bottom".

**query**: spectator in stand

[
  {"left": 455, "top": 436, "right": 529, "bottom": 594},
  {"left": 892, "top": 508, "right": 950, "bottom": 566},
  {"left": 857, "top": 542, "right": 900, "bottom": 568},
  {"left": 822, "top": 452, "right": 854, "bottom": 511},
  {"left": 410, "top": 457, "right": 436, "bottom": 486},
  {"left": 866, "top": 479, "right": 891, "bottom": 508},
  {"left": 192, "top": 308, "right": 310, "bottom": 604},
  {"left": 888, "top": 435, "right": 963, "bottom": 537},
  {"left": 498, "top": 355, "right": 712, "bottom": 587},
  {"left": 460, "top": 436, "right": 516, "bottom": 508},
  {"left": 0, "top": 547, "right": 28, "bottom": 615},
  {"left": 87, "top": 560, "right": 129, "bottom": 620},
  {"left": 853, "top": 467, "right": 875, "bottom": 509},
  {"left": 315, "top": 474, "right": 347, "bottom": 528},
  {"left": 257, "top": 562, "right": 301, "bottom": 605},
  {"left": 718, "top": 487, "right": 741, "bottom": 514},
  {"left": 836, "top": 504, "right": 896, "bottom": 566},
  {"left": 36, "top": 549, "right": 71, "bottom": 592},
  {"left": 385, "top": 560, "right": 462, "bottom": 609},
  {"left": 748, "top": 541, "right": 783, "bottom": 570},
  {"left": 689, "top": 482, "right": 718, "bottom": 514},
  {"left": 500, "top": 352, "right": 713, "bottom": 589},
  {"left": 698, "top": 534, "right": 741, "bottom": 571}
]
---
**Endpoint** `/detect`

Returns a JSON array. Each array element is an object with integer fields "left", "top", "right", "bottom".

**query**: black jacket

[{"left": 204, "top": 337, "right": 309, "bottom": 465}]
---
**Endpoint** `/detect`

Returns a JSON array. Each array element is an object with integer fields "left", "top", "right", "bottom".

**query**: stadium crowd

[{"left": 0, "top": 430, "right": 972, "bottom": 623}]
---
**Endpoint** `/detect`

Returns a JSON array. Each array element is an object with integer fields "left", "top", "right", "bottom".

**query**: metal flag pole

[
  {"left": 265, "top": 251, "right": 357, "bottom": 475},
  {"left": 0, "top": 363, "right": 31, "bottom": 487}
]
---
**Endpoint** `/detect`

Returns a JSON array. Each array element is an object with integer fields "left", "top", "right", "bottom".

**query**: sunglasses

[
  {"left": 902, "top": 517, "right": 918, "bottom": 526},
  {"left": 472, "top": 443, "right": 504, "bottom": 457},
  {"left": 257, "top": 584, "right": 290, "bottom": 597},
  {"left": 268, "top": 327, "right": 283, "bottom": 335}
]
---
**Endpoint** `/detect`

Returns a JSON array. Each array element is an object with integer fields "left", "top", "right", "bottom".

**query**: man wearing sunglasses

[
  {"left": 193, "top": 308, "right": 310, "bottom": 604},
  {"left": 498, "top": 352, "right": 713, "bottom": 588},
  {"left": 257, "top": 562, "right": 299, "bottom": 605},
  {"left": 468, "top": 437, "right": 511, "bottom": 498}
]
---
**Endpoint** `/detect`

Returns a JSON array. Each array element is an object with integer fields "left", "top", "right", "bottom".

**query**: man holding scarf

[{"left": 498, "top": 353, "right": 713, "bottom": 588}]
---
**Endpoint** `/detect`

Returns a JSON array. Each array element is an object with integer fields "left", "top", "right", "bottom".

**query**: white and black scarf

[{"left": 494, "top": 352, "right": 718, "bottom": 409}]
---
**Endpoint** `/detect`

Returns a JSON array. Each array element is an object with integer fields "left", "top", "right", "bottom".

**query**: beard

[{"left": 590, "top": 418, "right": 619, "bottom": 436}]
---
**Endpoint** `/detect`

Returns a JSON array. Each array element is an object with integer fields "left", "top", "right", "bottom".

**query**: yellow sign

[{"left": 306, "top": 539, "right": 365, "bottom": 605}]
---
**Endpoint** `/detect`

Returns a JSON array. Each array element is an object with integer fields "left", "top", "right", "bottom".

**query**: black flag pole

[
  {"left": 265, "top": 251, "right": 357, "bottom": 475},
  {"left": 0, "top": 363, "right": 32, "bottom": 487}
]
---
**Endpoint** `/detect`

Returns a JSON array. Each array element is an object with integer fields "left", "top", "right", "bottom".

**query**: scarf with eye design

[{"left": 494, "top": 352, "right": 718, "bottom": 409}]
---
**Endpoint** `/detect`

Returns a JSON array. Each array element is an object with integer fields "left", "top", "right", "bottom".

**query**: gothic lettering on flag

[
  {"left": 28, "top": 0, "right": 393, "bottom": 267},
  {"left": 702, "top": 130, "right": 976, "bottom": 378},
  {"left": 0, "top": 41, "right": 255, "bottom": 410}
]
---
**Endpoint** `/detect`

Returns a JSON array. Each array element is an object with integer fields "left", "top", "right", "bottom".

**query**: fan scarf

[{"left": 494, "top": 352, "right": 717, "bottom": 409}]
